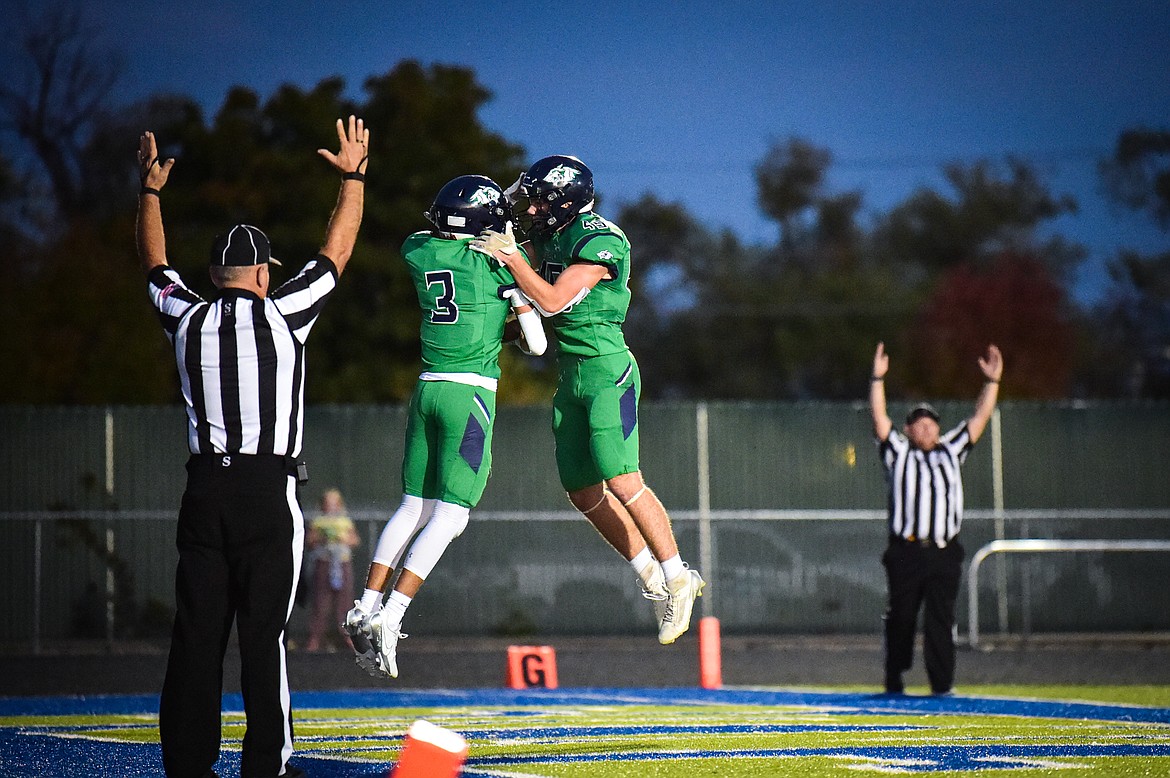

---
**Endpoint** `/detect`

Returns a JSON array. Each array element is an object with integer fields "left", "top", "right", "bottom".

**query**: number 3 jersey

[
  {"left": 529, "top": 212, "right": 632, "bottom": 358},
  {"left": 401, "top": 232, "right": 517, "bottom": 379}
]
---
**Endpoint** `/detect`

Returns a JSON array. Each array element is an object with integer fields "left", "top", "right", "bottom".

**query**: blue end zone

[
  {"left": 5, "top": 687, "right": 1168, "bottom": 723},
  {"left": 2, "top": 688, "right": 1168, "bottom": 778}
]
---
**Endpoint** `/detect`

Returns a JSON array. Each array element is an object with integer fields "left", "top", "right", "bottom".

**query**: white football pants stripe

[{"left": 279, "top": 475, "right": 304, "bottom": 769}]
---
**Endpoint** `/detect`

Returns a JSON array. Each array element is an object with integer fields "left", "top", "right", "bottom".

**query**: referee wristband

[
  {"left": 342, "top": 171, "right": 366, "bottom": 182},
  {"left": 985, "top": 379, "right": 1000, "bottom": 384},
  {"left": 140, "top": 186, "right": 161, "bottom": 197},
  {"left": 870, "top": 376, "right": 883, "bottom": 382}
]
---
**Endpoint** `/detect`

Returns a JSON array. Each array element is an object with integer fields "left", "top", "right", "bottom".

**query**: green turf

[
  {"left": 299, "top": 700, "right": 1168, "bottom": 776},
  {"left": 948, "top": 684, "right": 1170, "bottom": 707},
  {"left": 3, "top": 687, "right": 1168, "bottom": 776},
  {"left": 807, "top": 684, "right": 1170, "bottom": 707}
]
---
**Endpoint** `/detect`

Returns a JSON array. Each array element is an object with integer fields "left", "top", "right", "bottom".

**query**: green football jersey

[
  {"left": 531, "top": 211, "right": 632, "bottom": 357},
  {"left": 402, "top": 231, "right": 516, "bottom": 378}
]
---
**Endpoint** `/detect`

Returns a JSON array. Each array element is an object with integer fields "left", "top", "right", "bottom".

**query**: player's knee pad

[
  {"left": 402, "top": 501, "right": 470, "bottom": 580},
  {"left": 373, "top": 495, "right": 431, "bottom": 569},
  {"left": 621, "top": 486, "right": 647, "bottom": 507},
  {"left": 569, "top": 486, "right": 608, "bottom": 515}
]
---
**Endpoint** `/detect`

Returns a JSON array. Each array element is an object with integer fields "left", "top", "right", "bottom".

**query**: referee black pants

[
  {"left": 160, "top": 455, "right": 304, "bottom": 778},
  {"left": 881, "top": 538, "right": 964, "bottom": 694}
]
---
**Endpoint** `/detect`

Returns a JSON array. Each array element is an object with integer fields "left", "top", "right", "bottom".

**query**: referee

[
  {"left": 136, "top": 116, "right": 368, "bottom": 778},
  {"left": 868, "top": 341, "right": 1003, "bottom": 695}
]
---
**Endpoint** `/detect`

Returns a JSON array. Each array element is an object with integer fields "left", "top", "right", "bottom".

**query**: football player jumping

[
  {"left": 474, "top": 155, "right": 704, "bottom": 644},
  {"left": 345, "top": 175, "right": 545, "bottom": 678}
]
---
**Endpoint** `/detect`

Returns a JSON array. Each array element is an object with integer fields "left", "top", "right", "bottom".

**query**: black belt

[
  {"left": 187, "top": 453, "right": 309, "bottom": 483},
  {"left": 890, "top": 534, "right": 953, "bottom": 549}
]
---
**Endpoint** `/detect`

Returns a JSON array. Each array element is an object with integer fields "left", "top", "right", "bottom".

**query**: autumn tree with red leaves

[{"left": 905, "top": 252, "right": 1076, "bottom": 398}]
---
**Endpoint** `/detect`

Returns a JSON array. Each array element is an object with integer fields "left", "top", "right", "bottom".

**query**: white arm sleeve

[{"left": 506, "top": 288, "right": 548, "bottom": 356}]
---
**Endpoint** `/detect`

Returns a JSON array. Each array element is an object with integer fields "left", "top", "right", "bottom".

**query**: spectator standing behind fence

[
  {"left": 305, "top": 489, "right": 360, "bottom": 653},
  {"left": 137, "top": 116, "right": 367, "bottom": 778},
  {"left": 868, "top": 341, "right": 1003, "bottom": 695}
]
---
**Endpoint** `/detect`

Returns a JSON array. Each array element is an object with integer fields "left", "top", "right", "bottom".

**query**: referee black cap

[
  {"left": 210, "top": 224, "right": 282, "bottom": 267},
  {"left": 906, "top": 402, "right": 940, "bottom": 425}
]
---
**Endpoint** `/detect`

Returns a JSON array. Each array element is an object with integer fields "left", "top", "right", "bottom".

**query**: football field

[{"left": 3, "top": 685, "right": 1168, "bottom": 776}]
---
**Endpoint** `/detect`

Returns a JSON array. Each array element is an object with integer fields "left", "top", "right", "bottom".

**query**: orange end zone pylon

[
  {"left": 505, "top": 645, "right": 559, "bottom": 689},
  {"left": 699, "top": 616, "right": 722, "bottom": 689},
  {"left": 390, "top": 719, "right": 468, "bottom": 778}
]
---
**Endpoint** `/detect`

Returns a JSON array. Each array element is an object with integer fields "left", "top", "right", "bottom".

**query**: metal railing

[
  {"left": 11, "top": 508, "right": 1170, "bottom": 651},
  {"left": 967, "top": 538, "right": 1170, "bottom": 650}
]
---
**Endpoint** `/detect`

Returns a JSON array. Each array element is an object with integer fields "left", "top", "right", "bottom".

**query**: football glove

[{"left": 470, "top": 222, "right": 517, "bottom": 261}]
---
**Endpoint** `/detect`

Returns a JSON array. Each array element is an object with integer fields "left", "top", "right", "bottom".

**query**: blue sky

[{"left": 11, "top": 1, "right": 1170, "bottom": 302}]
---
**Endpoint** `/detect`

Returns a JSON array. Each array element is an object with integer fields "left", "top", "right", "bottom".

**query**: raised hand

[
  {"left": 137, "top": 131, "right": 175, "bottom": 191},
  {"left": 317, "top": 115, "right": 369, "bottom": 176},
  {"left": 979, "top": 344, "right": 1004, "bottom": 382},
  {"left": 872, "top": 342, "right": 889, "bottom": 380}
]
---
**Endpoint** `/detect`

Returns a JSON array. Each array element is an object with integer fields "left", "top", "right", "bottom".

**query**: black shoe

[
  {"left": 884, "top": 674, "right": 904, "bottom": 694},
  {"left": 932, "top": 688, "right": 954, "bottom": 696}
]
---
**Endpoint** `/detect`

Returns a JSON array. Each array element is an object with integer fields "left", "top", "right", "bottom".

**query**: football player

[
  {"left": 345, "top": 175, "right": 545, "bottom": 678},
  {"left": 473, "top": 155, "right": 704, "bottom": 644}
]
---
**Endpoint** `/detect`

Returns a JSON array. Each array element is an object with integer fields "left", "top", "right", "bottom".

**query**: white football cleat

[
  {"left": 638, "top": 560, "right": 669, "bottom": 623},
  {"left": 658, "top": 568, "right": 705, "bottom": 645},
  {"left": 343, "top": 601, "right": 382, "bottom": 677},
  {"left": 368, "top": 609, "right": 407, "bottom": 679}
]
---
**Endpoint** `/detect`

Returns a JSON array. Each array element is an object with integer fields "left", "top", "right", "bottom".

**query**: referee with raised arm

[
  {"left": 868, "top": 340, "right": 1003, "bottom": 696},
  {"left": 137, "top": 116, "right": 368, "bottom": 778}
]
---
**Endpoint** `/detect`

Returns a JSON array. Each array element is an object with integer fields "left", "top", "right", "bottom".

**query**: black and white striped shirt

[
  {"left": 878, "top": 422, "right": 973, "bottom": 546},
  {"left": 147, "top": 255, "right": 338, "bottom": 457}
]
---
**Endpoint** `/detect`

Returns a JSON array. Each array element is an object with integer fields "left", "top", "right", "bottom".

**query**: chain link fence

[{"left": 2, "top": 402, "right": 1168, "bottom": 649}]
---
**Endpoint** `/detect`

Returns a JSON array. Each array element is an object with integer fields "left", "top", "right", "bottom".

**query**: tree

[
  {"left": 617, "top": 147, "right": 1092, "bottom": 400},
  {"left": 872, "top": 158, "right": 1081, "bottom": 282},
  {"left": 906, "top": 253, "right": 1078, "bottom": 398},
  {"left": 0, "top": 153, "right": 32, "bottom": 260},
  {"left": 313, "top": 62, "right": 538, "bottom": 402},
  {"left": 1091, "top": 128, "right": 1170, "bottom": 397},
  {"left": 1085, "top": 252, "right": 1170, "bottom": 397},
  {"left": 618, "top": 190, "right": 907, "bottom": 400},
  {"left": 0, "top": 4, "right": 120, "bottom": 223},
  {"left": 617, "top": 195, "right": 761, "bottom": 397},
  {"left": 754, "top": 138, "right": 833, "bottom": 258},
  {"left": 1099, "top": 128, "right": 1170, "bottom": 228},
  {"left": 0, "top": 53, "right": 552, "bottom": 403}
]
